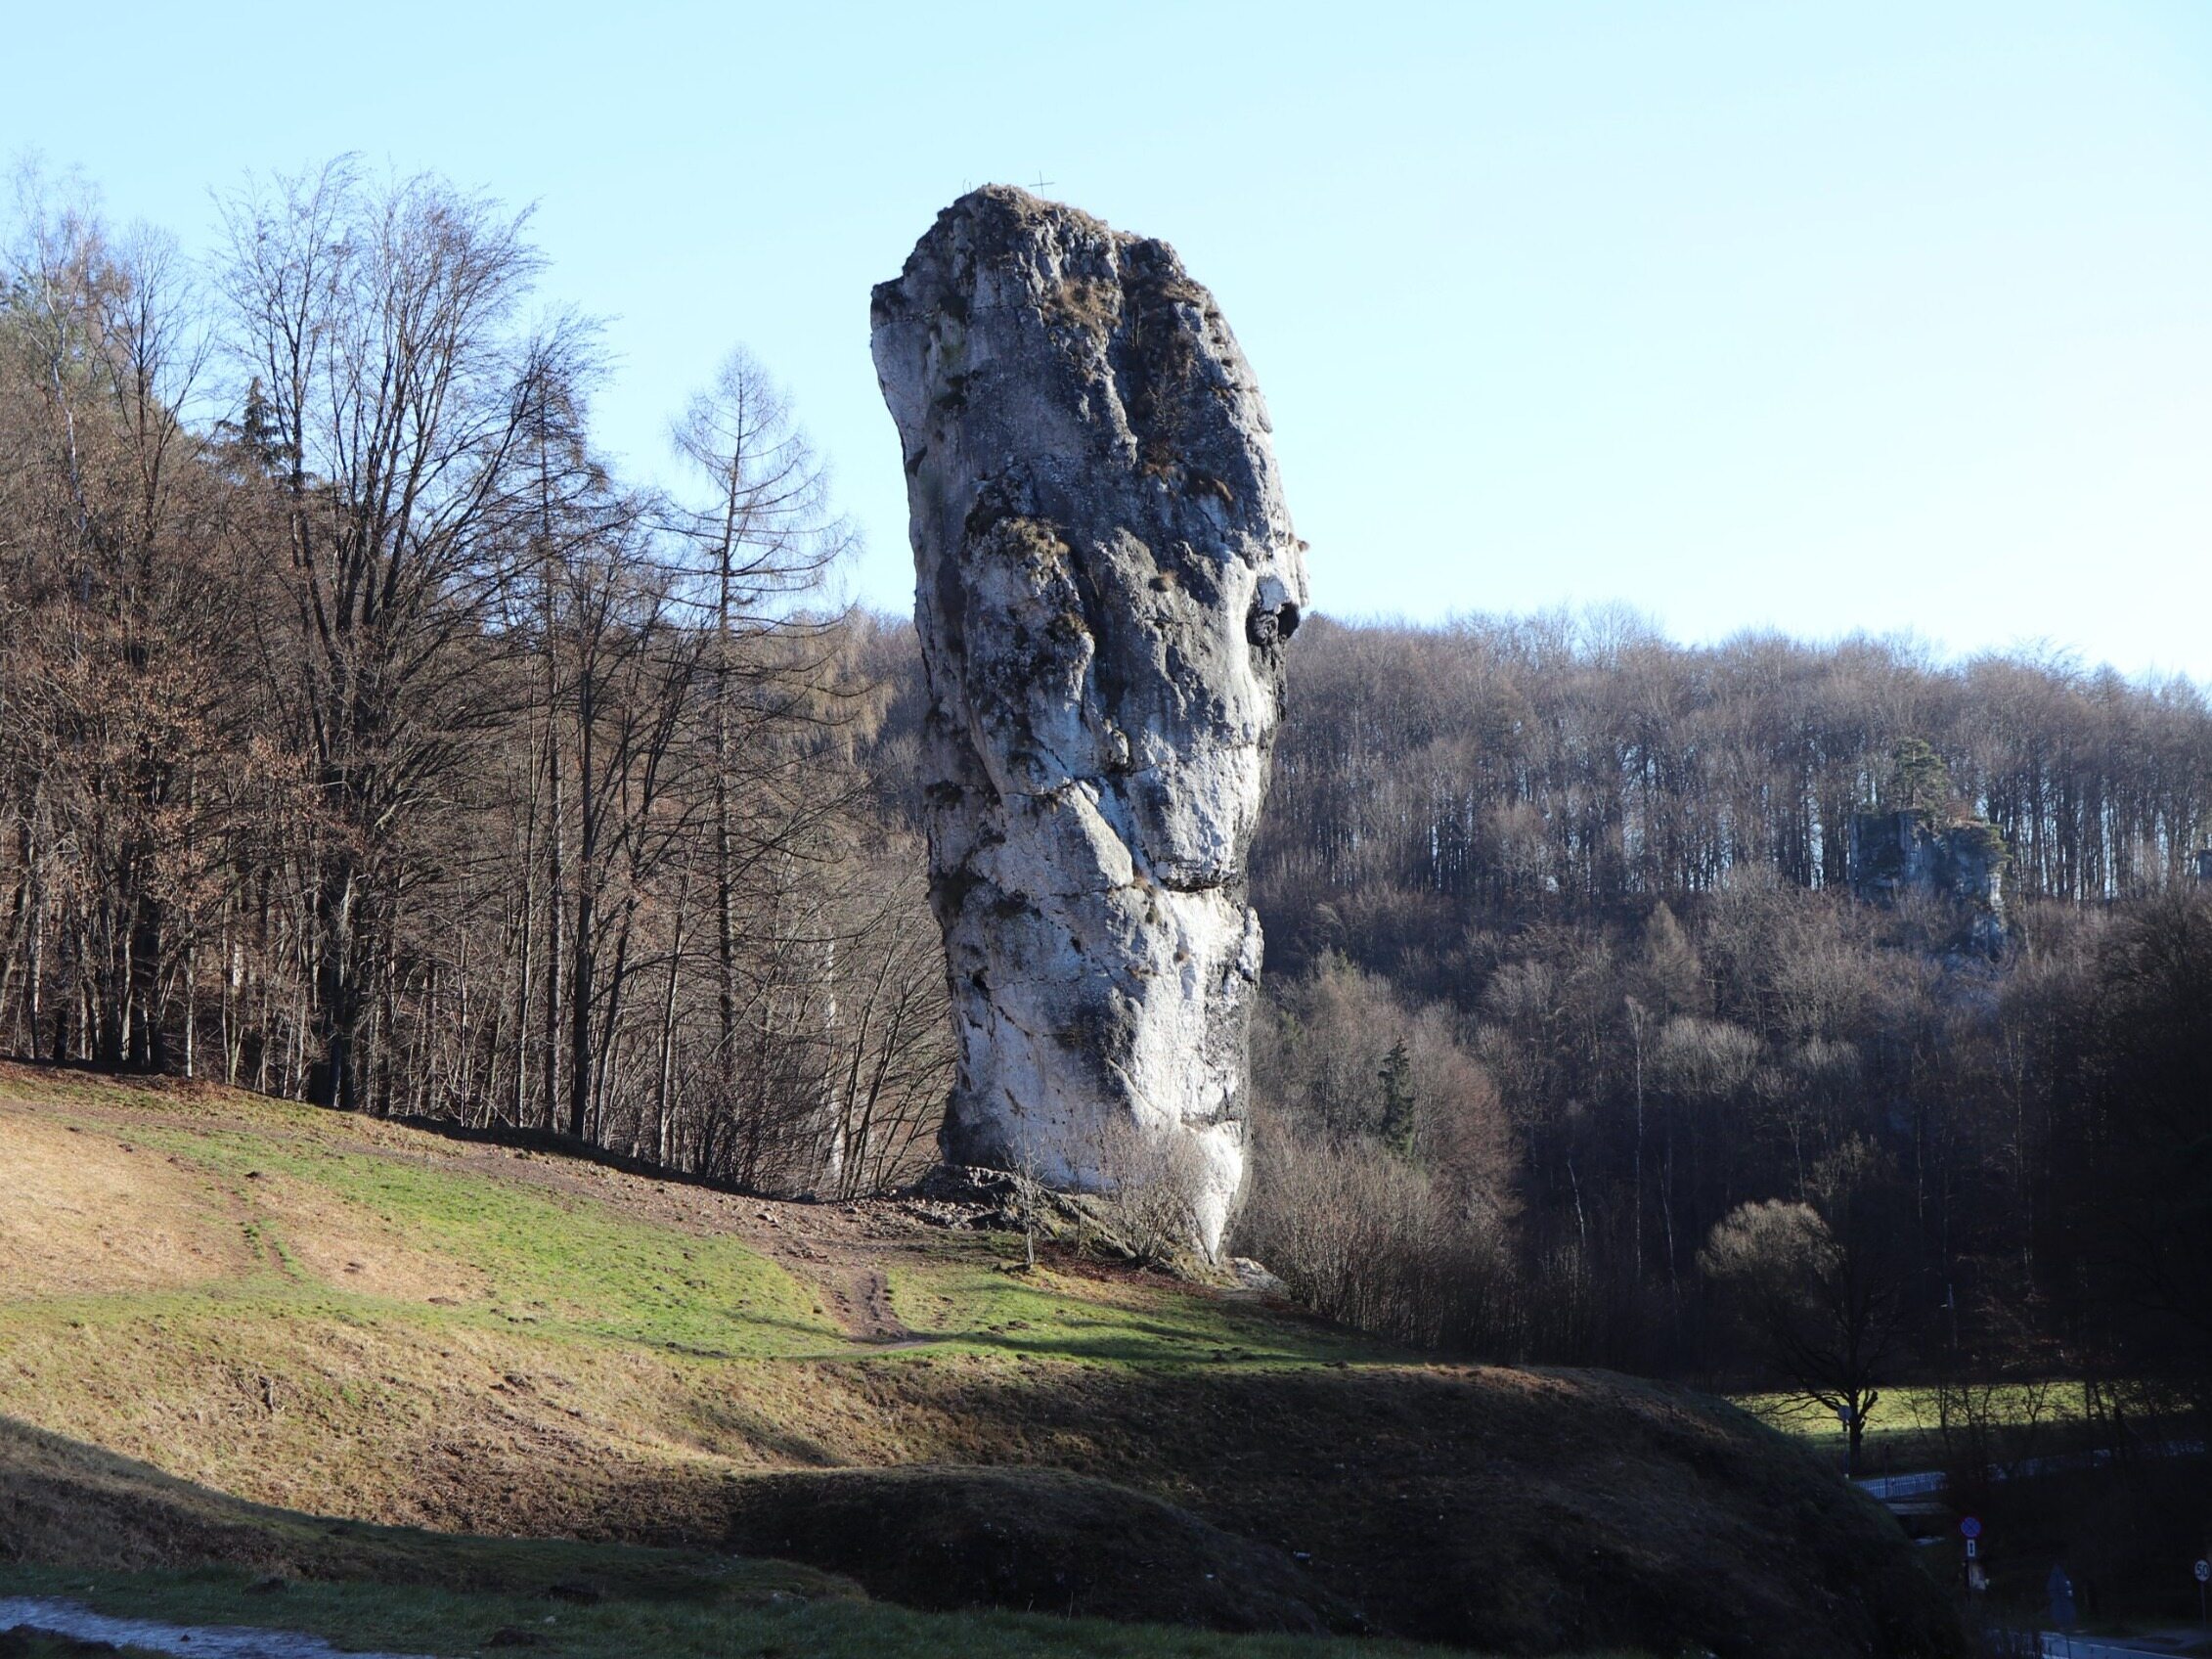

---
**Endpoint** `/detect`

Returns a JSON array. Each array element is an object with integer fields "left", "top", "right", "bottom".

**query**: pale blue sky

[{"left": 10, "top": 2, "right": 2210, "bottom": 678}]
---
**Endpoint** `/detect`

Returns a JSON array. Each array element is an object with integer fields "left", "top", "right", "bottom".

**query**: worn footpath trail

[{"left": 0, "top": 1596, "right": 435, "bottom": 1658}]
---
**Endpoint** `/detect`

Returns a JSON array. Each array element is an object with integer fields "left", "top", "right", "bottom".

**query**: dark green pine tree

[
  {"left": 225, "top": 376, "right": 296, "bottom": 477},
  {"left": 1884, "top": 737, "right": 1953, "bottom": 825}
]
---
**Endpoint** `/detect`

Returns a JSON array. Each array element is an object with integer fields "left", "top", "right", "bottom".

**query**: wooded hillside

[{"left": 0, "top": 165, "right": 948, "bottom": 1197}]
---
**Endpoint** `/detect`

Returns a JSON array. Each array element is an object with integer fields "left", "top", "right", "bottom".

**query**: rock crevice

[{"left": 872, "top": 187, "right": 1305, "bottom": 1255}]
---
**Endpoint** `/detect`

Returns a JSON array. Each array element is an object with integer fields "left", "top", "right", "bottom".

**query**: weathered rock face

[
  {"left": 1848, "top": 809, "right": 2009, "bottom": 956},
  {"left": 871, "top": 187, "right": 1306, "bottom": 1256}
]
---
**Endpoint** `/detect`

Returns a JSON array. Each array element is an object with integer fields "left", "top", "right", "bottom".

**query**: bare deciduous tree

[{"left": 217, "top": 158, "right": 569, "bottom": 1111}]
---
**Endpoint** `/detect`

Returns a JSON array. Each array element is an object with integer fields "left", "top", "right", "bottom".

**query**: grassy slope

[
  {"left": 0, "top": 1424, "right": 1439, "bottom": 1659},
  {"left": 0, "top": 1064, "right": 1959, "bottom": 1657}
]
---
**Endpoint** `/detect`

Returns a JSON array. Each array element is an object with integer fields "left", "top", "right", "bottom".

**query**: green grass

[
  {"left": 1735, "top": 1382, "right": 2093, "bottom": 1469},
  {"left": 112, "top": 1123, "right": 844, "bottom": 1357},
  {"left": 879, "top": 1245, "right": 1375, "bottom": 1369},
  {"left": 0, "top": 1564, "right": 1493, "bottom": 1659},
  {"left": 0, "top": 1079, "right": 1394, "bottom": 1533},
  {"left": 11, "top": 1087, "right": 1348, "bottom": 1374}
]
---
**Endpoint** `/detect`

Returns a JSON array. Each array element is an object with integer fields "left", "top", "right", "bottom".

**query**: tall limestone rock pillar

[{"left": 871, "top": 187, "right": 1306, "bottom": 1257}]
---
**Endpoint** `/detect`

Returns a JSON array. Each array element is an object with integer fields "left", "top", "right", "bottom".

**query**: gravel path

[{"left": 0, "top": 1598, "right": 439, "bottom": 1659}]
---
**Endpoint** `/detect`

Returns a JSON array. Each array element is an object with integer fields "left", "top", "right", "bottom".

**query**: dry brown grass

[
  {"left": 1041, "top": 275, "right": 1123, "bottom": 340},
  {"left": 0, "top": 1118, "right": 251, "bottom": 1295},
  {"left": 251, "top": 1173, "right": 490, "bottom": 1305}
]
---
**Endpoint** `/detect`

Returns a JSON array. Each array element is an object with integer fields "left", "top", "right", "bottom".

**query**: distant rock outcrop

[
  {"left": 871, "top": 186, "right": 1306, "bottom": 1257},
  {"left": 1847, "top": 809, "right": 2008, "bottom": 954}
]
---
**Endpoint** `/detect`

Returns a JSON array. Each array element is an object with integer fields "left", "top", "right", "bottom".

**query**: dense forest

[
  {"left": 4, "top": 165, "right": 2207, "bottom": 1436},
  {"left": 1229, "top": 618, "right": 2212, "bottom": 1438}
]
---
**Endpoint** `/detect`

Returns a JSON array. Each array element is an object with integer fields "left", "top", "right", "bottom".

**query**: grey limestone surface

[{"left": 871, "top": 187, "right": 1307, "bottom": 1255}]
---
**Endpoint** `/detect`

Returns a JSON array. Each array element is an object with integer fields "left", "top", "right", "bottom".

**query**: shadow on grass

[
  {"left": 0, "top": 1413, "right": 846, "bottom": 1603},
  {"left": 886, "top": 1324, "right": 1359, "bottom": 1366}
]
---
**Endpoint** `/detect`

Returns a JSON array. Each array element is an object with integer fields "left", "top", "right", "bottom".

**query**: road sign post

[
  {"left": 1959, "top": 1518, "right": 1984, "bottom": 1594},
  {"left": 2194, "top": 1556, "right": 2208, "bottom": 1626}
]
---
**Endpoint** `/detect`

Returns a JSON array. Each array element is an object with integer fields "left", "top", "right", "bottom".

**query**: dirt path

[{"left": 0, "top": 1597, "right": 439, "bottom": 1659}]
